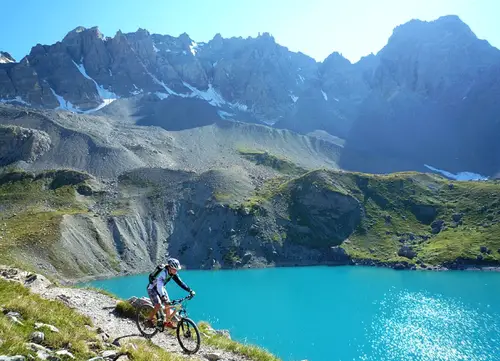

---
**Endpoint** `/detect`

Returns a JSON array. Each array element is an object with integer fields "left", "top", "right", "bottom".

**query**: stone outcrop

[{"left": 0, "top": 125, "right": 51, "bottom": 166}]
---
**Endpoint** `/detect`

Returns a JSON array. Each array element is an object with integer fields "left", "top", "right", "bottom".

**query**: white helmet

[{"left": 166, "top": 257, "right": 181, "bottom": 270}]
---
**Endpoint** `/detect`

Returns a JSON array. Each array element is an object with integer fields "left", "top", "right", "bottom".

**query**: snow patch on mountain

[
  {"left": 189, "top": 41, "right": 198, "bottom": 56},
  {"left": 73, "top": 60, "right": 119, "bottom": 110},
  {"left": 50, "top": 88, "right": 80, "bottom": 112},
  {"left": 424, "top": 164, "right": 489, "bottom": 181},
  {"left": 183, "top": 82, "right": 225, "bottom": 107},
  {"left": 0, "top": 96, "right": 30, "bottom": 106},
  {"left": 155, "top": 92, "right": 169, "bottom": 100}
]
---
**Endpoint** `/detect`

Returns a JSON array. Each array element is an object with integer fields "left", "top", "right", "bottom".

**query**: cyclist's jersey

[{"left": 147, "top": 269, "right": 190, "bottom": 297}]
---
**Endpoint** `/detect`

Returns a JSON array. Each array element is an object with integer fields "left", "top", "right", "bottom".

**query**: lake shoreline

[{"left": 67, "top": 260, "right": 500, "bottom": 286}]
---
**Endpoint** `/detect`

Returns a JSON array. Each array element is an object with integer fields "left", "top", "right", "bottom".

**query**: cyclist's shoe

[
  {"left": 156, "top": 319, "right": 165, "bottom": 330},
  {"left": 164, "top": 321, "right": 177, "bottom": 329}
]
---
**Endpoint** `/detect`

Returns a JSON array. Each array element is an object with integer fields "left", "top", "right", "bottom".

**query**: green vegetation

[
  {"left": 198, "top": 322, "right": 281, "bottom": 361},
  {"left": 223, "top": 248, "right": 242, "bottom": 265},
  {"left": 115, "top": 300, "right": 137, "bottom": 319},
  {"left": 239, "top": 176, "right": 289, "bottom": 215},
  {"left": 125, "top": 339, "right": 184, "bottom": 361},
  {"left": 213, "top": 191, "right": 233, "bottom": 203},
  {"left": 238, "top": 148, "right": 307, "bottom": 175},
  {"left": 0, "top": 170, "right": 89, "bottom": 266},
  {"left": 0, "top": 279, "right": 98, "bottom": 359},
  {"left": 241, "top": 169, "right": 500, "bottom": 266}
]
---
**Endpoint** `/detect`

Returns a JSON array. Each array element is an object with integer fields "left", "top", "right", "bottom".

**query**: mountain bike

[{"left": 136, "top": 294, "right": 201, "bottom": 354}]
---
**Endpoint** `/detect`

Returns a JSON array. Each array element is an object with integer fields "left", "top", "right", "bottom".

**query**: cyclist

[{"left": 147, "top": 257, "right": 195, "bottom": 328}]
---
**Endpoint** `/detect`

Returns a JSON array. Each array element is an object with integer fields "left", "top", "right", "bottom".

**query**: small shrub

[{"left": 115, "top": 301, "right": 136, "bottom": 319}]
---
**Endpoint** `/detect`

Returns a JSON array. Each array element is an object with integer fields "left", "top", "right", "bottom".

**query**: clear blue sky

[{"left": 1, "top": 0, "right": 498, "bottom": 63}]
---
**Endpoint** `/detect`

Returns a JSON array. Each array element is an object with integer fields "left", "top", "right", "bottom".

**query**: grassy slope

[
  {"left": 0, "top": 170, "right": 89, "bottom": 268},
  {"left": 0, "top": 279, "right": 193, "bottom": 361},
  {"left": 0, "top": 279, "right": 100, "bottom": 360},
  {"left": 269, "top": 170, "right": 500, "bottom": 266},
  {"left": 237, "top": 148, "right": 307, "bottom": 176}
]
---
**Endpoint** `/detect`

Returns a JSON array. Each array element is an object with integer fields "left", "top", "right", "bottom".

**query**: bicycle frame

[
  {"left": 162, "top": 295, "right": 192, "bottom": 322},
  {"left": 164, "top": 302, "right": 183, "bottom": 321}
]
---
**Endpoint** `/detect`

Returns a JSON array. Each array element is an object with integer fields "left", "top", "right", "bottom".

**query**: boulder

[
  {"left": 452, "top": 213, "right": 463, "bottom": 223},
  {"left": 6, "top": 312, "right": 24, "bottom": 326},
  {"left": 392, "top": 262, "right": 409, "bottom": 270},
  {"left": 30, "top": 331, "right": 45, "bottom": 344},
  {"left": 35, "top": 323, "right": 60, "bottom": 333},
  {"left": 215, "top": 329, "right": 231, "bottom": 339},
  {"left": 101, "top": 350, "right": 118, "bottom": 359},
  {"left": 6, "top": 311, "right": 21, "bottom": 318},
  {"left": 329, "top": 246, "right": 351, "bottom": 262},
  {"left": 0, "top": 125, "right": 51, "bottom": 166},
  {"left": 204, "top": 353, "right": 222, "bottom": 361},
  {"left": 398, "top": 246, "right": 417, "bottom": 259},
  {"left": 55, "top": 351, "right": 74, "bottom": 359},
  {"left": 242, "top": 253, "right": 252, "bottom": 264},
  {"left": 0, "top": 357, "right": 26, "bottom": 361},
  {"left": 126, "top": 296, "right": 152, "bottom": 309},
  {"left": 431, "top": 219, "right": 445, "bottom": 234}
]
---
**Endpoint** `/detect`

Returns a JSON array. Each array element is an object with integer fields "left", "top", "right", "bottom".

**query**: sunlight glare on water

[{"left": 361, "top": 288, "right": 500, "bottom": 361}]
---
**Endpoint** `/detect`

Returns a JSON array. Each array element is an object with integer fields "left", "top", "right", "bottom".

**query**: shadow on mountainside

[{"left": 135, "top": 96, "right": 220, "bottom": 131}]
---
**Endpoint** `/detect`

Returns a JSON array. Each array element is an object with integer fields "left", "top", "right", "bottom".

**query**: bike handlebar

[{"left": 167, "top": 293, "right": 194, "bottom": 305}]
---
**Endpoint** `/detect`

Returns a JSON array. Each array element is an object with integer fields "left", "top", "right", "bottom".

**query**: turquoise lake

[{"left": 88, "top": 266, "right": 500, "bottom": 361}]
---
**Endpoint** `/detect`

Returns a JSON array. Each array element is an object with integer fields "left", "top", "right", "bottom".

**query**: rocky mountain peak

[
  {"left": 135, "top": 28, "right": 151, "bottom": 36},
  {"left": 321, "top": 52, "right": 351, "bottom": 71},
  {"left": 178, "top": 32, "right": 193, "bottom": 45},
  {"left": 62, "top": 26, "right": 89, "bottom": 41},
  {"left": 342, "top": 15, "right": 500, "bottom": 177},
  {"left": 389, "top": 15, "right": 476, "bottom": 47},
  {"left": 0, "top": 51, "right": 15, "bottom": 64},
  {"left": 257, "top": 32, "right": 275, "bottom": 42}
]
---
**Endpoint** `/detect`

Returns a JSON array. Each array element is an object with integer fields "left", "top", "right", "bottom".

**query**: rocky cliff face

[
  {"left": 4, "top": 165, "right": 500, "bottom": 281},
  {"left": 340, "top": 15, "right": 500, "bottom": 177},
  {"left": 1, "top": 15, "right": 499, "bottom": 175},
  {"left": 0, "top": 28, "right": 323, "bottom": 123},
  {"left": 275, "top": 52, "right": 375, "bottom": 138},
  {"left": 0, "top": 25, "right": 371, "bottom": 137}
]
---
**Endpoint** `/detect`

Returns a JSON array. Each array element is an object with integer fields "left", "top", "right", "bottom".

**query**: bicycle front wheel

[
  {"left": 136, "top": 304, "right": 159, "bottom": 338},
  {"left": 176, "top": 317, "right": 201, "bottom": 354}
]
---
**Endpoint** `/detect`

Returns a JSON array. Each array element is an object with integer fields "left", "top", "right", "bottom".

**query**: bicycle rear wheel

[
  {"left": 136, "top": 304, "right": 159, "bottom": 338},
  {"left": 176, "top": 317, "right": 201, "bottom": 354}
]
